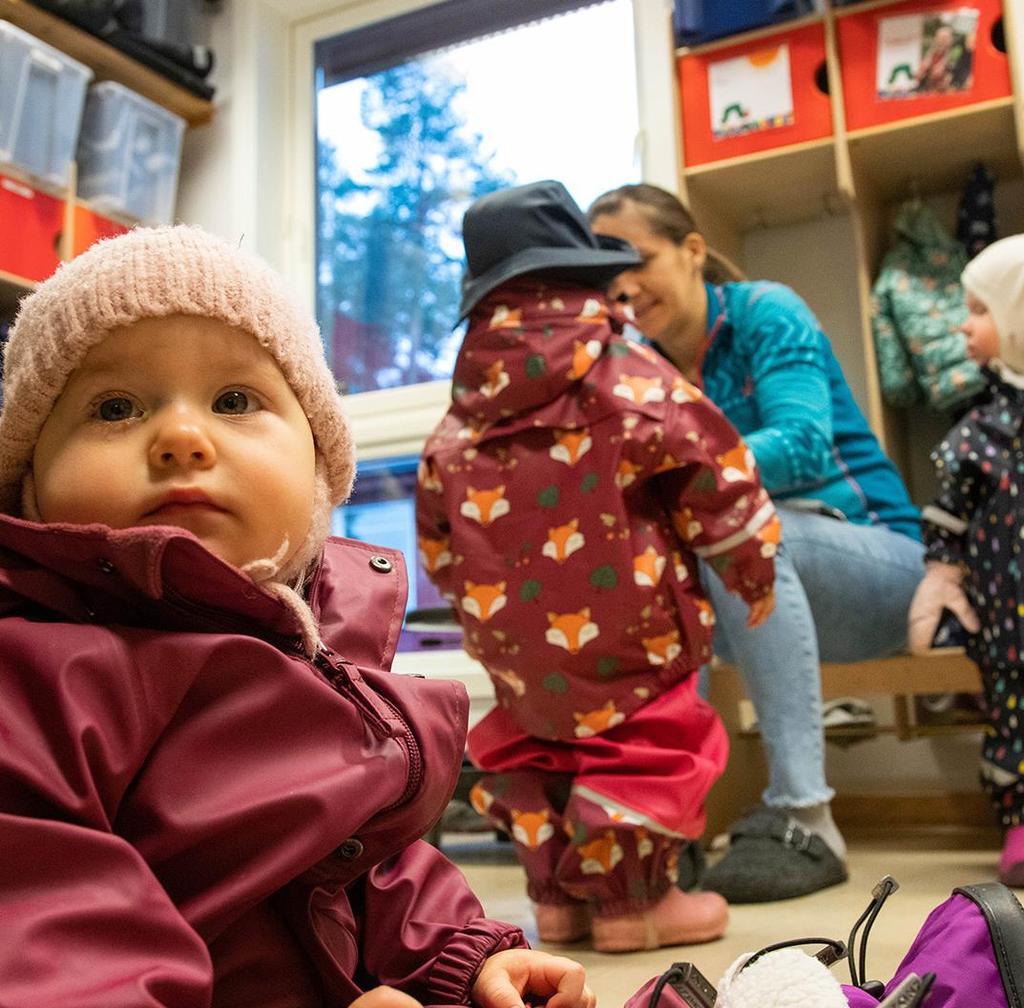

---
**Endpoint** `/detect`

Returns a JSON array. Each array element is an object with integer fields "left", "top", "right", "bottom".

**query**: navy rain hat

[{"left": 458, "top": 179, "right": 642, "bottom": 319}]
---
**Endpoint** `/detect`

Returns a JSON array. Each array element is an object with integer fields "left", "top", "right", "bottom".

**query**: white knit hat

[
  {"left": 961, "top": 234, "right": 1024, "bottom": 374},
  {"left": 0, "top": 225, "right": 354, "bottom": 518}
]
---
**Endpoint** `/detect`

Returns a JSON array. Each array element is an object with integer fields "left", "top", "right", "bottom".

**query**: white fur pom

[{"left": 716, "top": 948, "right": 847, "bottom": 1007}]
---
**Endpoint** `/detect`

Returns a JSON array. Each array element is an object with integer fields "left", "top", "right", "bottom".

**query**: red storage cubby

[
  {"left": 837, "top": 0, "right": 1009, "bottom": 132},
  {"left": 0, "top": 172, "right": 63, "bottom": 282},
  {"left": 678, "top": 22, "right": 832, "bottom": 167},
  {"left": 73, "top": 204, "right": 129, "bottom": 257}
]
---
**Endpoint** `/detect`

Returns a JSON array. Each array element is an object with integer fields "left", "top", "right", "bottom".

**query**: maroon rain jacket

[
  {"left": 0, "top": 515, "right": 526, "bottom": 1008},
  {"left": 417, "top": 281, "right": 777, "bottom": 743}
]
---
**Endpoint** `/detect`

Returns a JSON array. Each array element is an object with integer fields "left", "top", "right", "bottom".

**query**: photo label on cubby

[
  {"left": 876, "top": 8, "right": 980, "bottom": 100},
  {"left": 708, "top": 44, "right": 794, "bottom": 140}
]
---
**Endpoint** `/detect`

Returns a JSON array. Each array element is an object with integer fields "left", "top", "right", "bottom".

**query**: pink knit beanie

[{"left": 0, "top": 225, "right": 354, "bottom": 524}]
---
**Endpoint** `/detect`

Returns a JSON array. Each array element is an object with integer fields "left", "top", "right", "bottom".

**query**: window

[
  {"left": 292, "top": 0, "right": 678, "bottom": 673},
  {"left": 314, "top": 0, "right": 639, "bottom": 395},
  {"left": 332, "top": 455, "right": 462, "bottom": 653}
]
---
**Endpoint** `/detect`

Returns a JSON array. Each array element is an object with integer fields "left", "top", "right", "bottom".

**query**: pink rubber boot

[
  {"left": 590, "top": 887, "right": 728, "bottom": 954},
  {"left": 533, "top": 902, "right": 591, "bottom": 943},
  {"left": 999, "top": 825, "right": 1024, "bottom": 887}
]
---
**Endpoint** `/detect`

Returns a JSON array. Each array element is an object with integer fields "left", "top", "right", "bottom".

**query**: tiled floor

[{"left": 443, "top": 826, "right": 1008, "bottom": 1007}]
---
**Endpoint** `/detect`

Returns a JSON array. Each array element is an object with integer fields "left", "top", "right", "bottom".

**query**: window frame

[{"left": 286, "top": 0, "right": 679, "bottom": 677}]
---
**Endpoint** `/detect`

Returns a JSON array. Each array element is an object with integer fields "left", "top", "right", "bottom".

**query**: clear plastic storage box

[
  {"left": 0, "top": 20, "right": 92, "bottom": 188},
  {"left": 76, "top": 80, "right": 186, "bottom": 225},
  {"left": 137, "top": 0, "right": 200, "bottom": 48}
]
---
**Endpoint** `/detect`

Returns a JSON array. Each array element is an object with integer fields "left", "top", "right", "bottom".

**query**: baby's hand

[
  {"left": 472, "top": 949, "right": 595, "bottom": 1008},
  {"left": 746, "top": 591, "right": 775, "bottom": 629},
  {"left": 350, "top": 986, "right": 423, "bottom": 1008}
]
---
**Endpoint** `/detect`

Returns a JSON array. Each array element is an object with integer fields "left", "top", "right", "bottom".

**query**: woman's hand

[
  {"left": 472, "top": 949, "right": 595, "bottom": 1008},
  {"left": 349, "top": 986, "right": 423, "bottom": 1008},
  {"left": 907, "top": 561, "right": 980, "bottom": 653},
  {"left": 746, "top": 591, "right": 775, "bottom": 629}
]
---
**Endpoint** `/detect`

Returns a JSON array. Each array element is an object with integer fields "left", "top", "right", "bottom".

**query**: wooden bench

[{"left": 703, "top": 648, "right": 987, "bottom": 840}]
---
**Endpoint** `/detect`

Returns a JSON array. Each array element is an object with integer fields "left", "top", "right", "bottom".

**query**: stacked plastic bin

[
  {"left": 76, "top": 81, "right": 186, "bottom": 226},
  {"left": 0, "top": 20, "right": 91, "bottom": 281}
]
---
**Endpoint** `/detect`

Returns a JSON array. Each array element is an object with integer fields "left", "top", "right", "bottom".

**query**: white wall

[{"left": 178, "top": 1, "right": 290, "bottom": 268}]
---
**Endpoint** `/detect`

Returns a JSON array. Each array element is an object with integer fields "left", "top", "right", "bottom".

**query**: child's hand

[
  {"left": 746, "top": 591, "right": 775, "bottom": 629},
  {"left": 908, "top": 561, "right": 980, "bottom": 653},
  {"left": 472, "top": 949, "right": 595, "bottom": 1008},
  {"left": 350, "top": 986, "right": 424, "bottom": 1008}
]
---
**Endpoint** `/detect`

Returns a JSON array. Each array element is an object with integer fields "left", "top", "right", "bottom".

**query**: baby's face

[
  {"left": 32, "top": 315, "right": 317, "bottom": 571},
  {"left": 961, "top": 291, "right": 999, "bottom": 365}
]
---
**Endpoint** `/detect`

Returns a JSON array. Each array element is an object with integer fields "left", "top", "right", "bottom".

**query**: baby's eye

[
  {"left": 97, "top": 396, "right": 139, "bottom": 422},
  {"left": 214, "top": 390, "right": 256, "bottom": 414}
]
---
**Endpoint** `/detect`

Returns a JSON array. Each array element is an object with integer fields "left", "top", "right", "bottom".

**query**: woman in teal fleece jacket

[{"left": 589, "top": 183, "right": 924, "bottom": 904}]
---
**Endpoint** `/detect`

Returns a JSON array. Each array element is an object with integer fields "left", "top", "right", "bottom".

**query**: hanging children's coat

[{"left": 871, "top": 201, "right": 983, "bottom": 411}]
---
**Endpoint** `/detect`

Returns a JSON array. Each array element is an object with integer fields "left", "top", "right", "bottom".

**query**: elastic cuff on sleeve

[{"left": 428, "top": 920, "right": 528, "bottom": 1005}]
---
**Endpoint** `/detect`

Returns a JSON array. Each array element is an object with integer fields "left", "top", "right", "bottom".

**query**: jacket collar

[
  {"left": 453, "top": 279, "right": 625, "bottom": 424},
  {"left": 0, "top": 516, "right": 407, "bottom": 668}
]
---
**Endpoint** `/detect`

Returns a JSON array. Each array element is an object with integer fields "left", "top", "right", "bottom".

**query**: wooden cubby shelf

[
  {"left": 674, "top": 0, "right": 1024, "bottom": 476},
  {"left": 846, "top": 97, "right": 1021, "bottom": 205},
  {"left": 684, "top": 137, "right": 843, "bottom": 233},
  {"left": 0, "top": 0, "right": 213, "bottom": 127}
]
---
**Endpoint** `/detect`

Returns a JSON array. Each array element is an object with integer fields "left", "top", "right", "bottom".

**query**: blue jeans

[{"left": 699, "top": 508, "right": 925, "bottom": 809}]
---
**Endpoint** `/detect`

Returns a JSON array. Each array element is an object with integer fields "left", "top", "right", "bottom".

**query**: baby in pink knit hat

[{"left": 0, "top": 226, "right": 593, "bottom": 1008}]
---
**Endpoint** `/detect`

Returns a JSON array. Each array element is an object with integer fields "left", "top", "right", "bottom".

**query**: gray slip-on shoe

[{"left": 701, "top": 807, "right": 848, "bottom": 903}]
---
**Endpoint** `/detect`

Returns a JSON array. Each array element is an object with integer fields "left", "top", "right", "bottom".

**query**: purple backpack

[{"left": 626, "top": 880, "right": 1024, "bottom": 1007}]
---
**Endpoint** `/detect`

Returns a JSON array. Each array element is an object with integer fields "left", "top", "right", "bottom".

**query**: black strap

[
  {"left": 953, "top": 883, "right": 1024, "bottom": 1008},
  {"left": 730, "top": 815, "right": 830, "bottom": 862}
]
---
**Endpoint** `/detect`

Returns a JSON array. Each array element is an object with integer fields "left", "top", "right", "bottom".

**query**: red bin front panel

[{"left": 679, "top": 22, "right": 833, "bottom": 166}]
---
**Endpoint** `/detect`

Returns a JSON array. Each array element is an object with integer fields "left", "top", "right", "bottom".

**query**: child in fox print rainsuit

[{"left": 416, "top": 181, "right": 778, "bottom": 954}]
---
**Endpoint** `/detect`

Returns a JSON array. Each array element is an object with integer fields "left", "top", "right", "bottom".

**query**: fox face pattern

[
  {"left": 418, "top": 458, "right": 442, "bottom": 493},
  {"left": 511, "top": 808, "right": 554, "bottom": 849},
  {"left": 568, "top": 338, "right": 603, "bottom": 380},
  {"left": 469, "top": 781, "right": 494, "bottom": 816},
  {"left": 717, "top": 441, "right": 756, "bottom": 482},
  {"left": 488, "top": 304, "right": 522, "bottom": 330},
  {"left": 549, "top": 427, "right": 592, "bottom": 466},
  {"left": 641, "top": 630, "right": 681, "bottom": 666},
  {"left": 613, "top": 374, "right": 665, "bottom": 405},
  {"left": 615, "top": 459, "right": 642, "bottom": 489},
  {"left": 542, "top": 518, "right": 585, "bottom": 564},
  {"left": 546, "top": 608, "right": 599, "bottom": 654},
  {"left": 418, "top": 536, "right": 452, "bottom": 575},
  {"left": 573, "top": 699, "right": 625, "bottom": 738},
  {"left": 492, "top": 667, "right": 526, "bottom": 697},
  {"left": 672, "top": 507, "right": 703, "bottom": 541},
  {"left": 575, "top": 298, "right": 607, "bottom": 323},
  {"left": 479, "top": 359, "right": 510, "bottom": 399},
  {"left": 462, "top": 581, "right": 508, "bottom": 622},
  {"left": 757, "top": 514, "right": 782, "bottom": 558},
  {"left": 696, "top": 598, "right": 715, "bottom": 628},
  {"left": 577, "top": 830, "right": 624, "bottom": 875},
  {"left": 633, "top": 545, "right": 666, "bottom": 587},
  {"left": 670, "top": 375, "right": 702, "bottom": 403},
  {"left": 460, "top": 485, "right": 510, "bottom": 526}
]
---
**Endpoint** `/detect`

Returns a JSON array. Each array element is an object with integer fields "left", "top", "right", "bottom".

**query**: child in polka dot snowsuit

[{"left": 909, "top": 234, "right": 1024, "bottom": 885}]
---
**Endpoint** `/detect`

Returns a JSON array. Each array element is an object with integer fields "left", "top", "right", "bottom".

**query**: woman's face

[{"left": 590, "top": 199, "right": 707, "bottom": 354}]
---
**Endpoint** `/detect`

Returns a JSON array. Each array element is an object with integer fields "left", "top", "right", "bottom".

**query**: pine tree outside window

[{"left": 314, "top": 0, "right": 640, "bottom": 395}]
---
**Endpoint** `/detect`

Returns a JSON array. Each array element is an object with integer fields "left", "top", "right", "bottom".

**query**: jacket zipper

[
  {"left": 165, "top": 590, "right": 425, "bottom": 812},
  {"left": 314, "top": 643, "right": 424, "bottom": 813}
]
